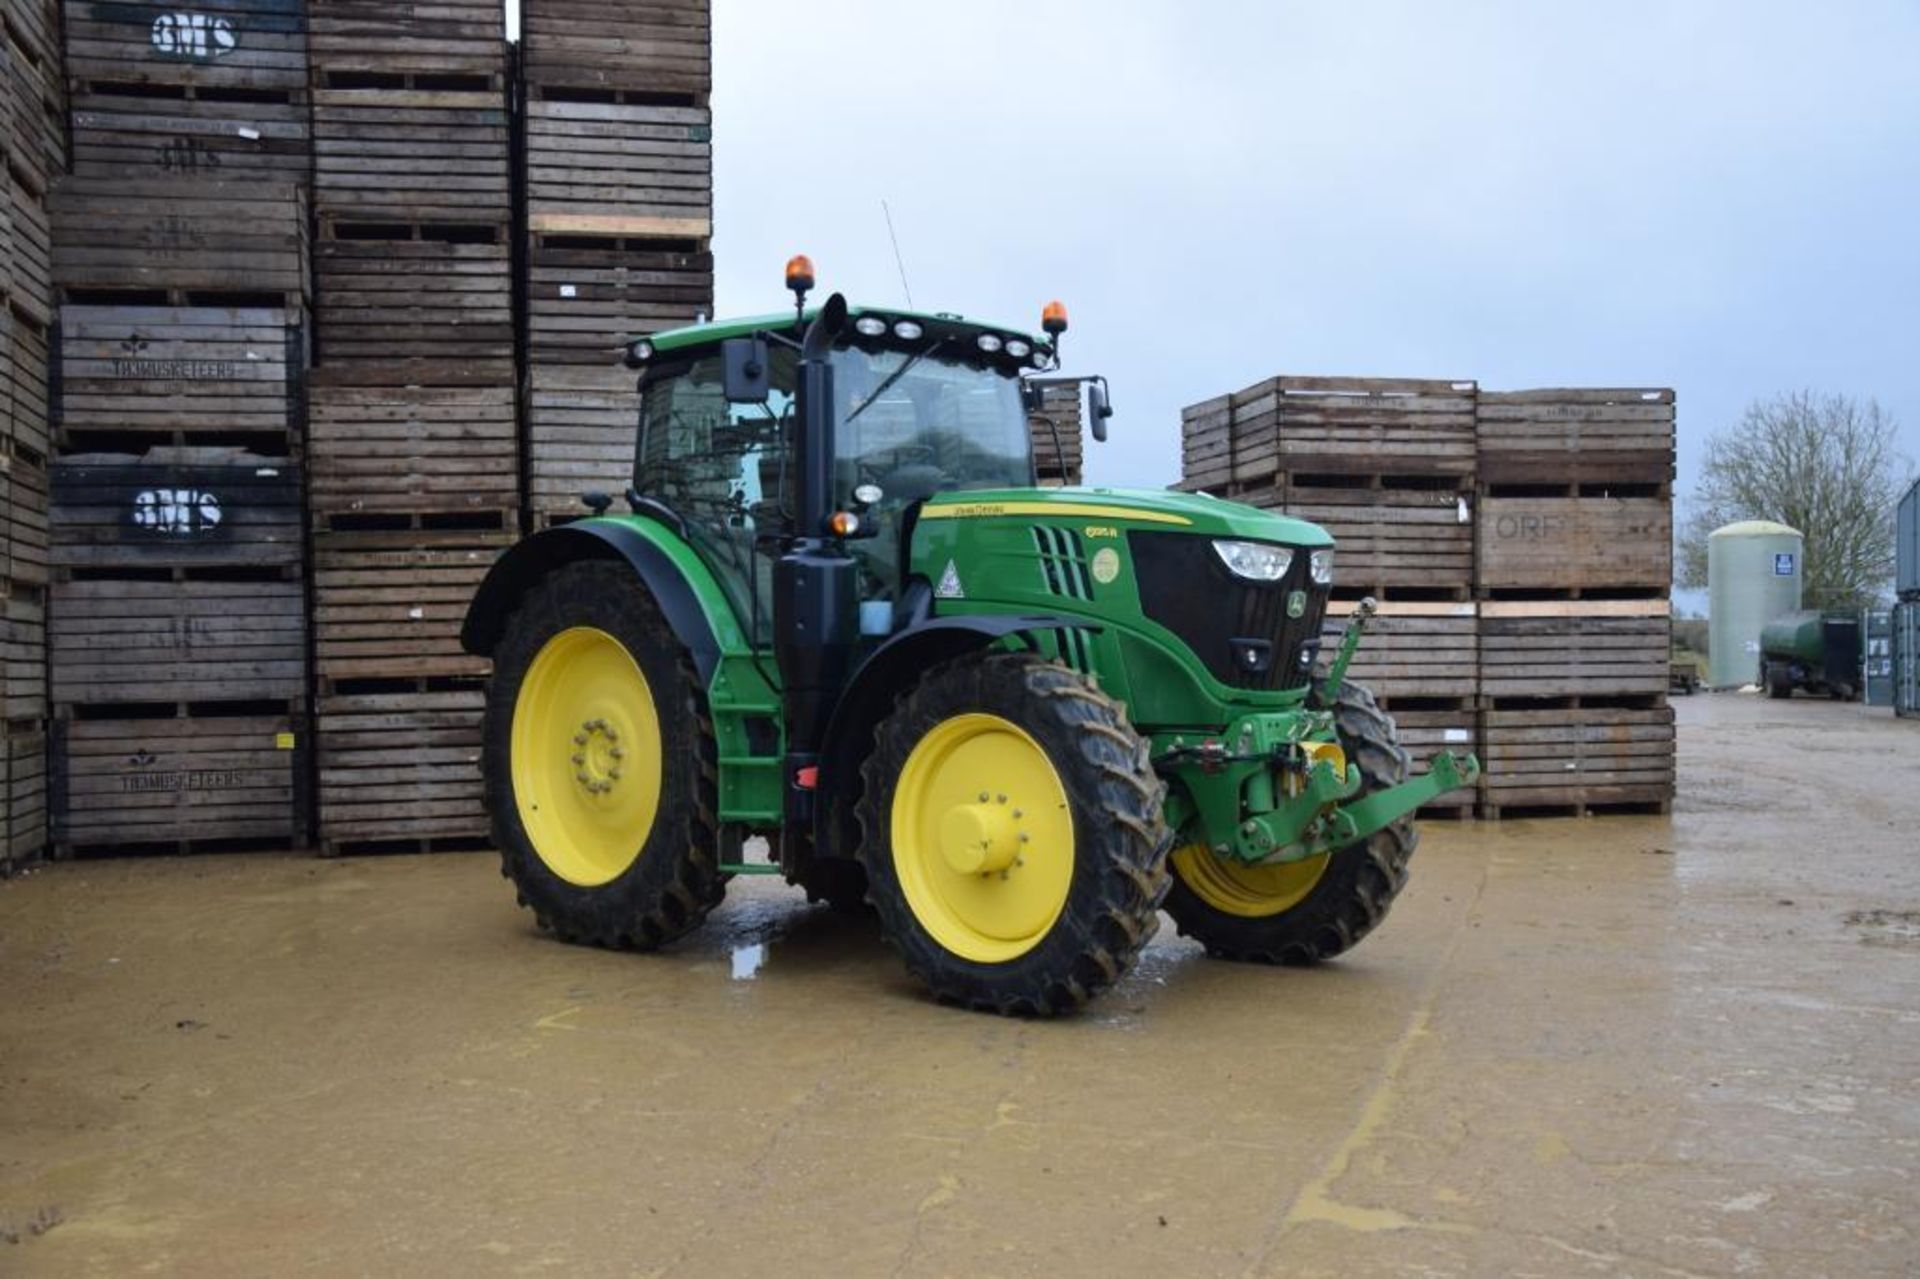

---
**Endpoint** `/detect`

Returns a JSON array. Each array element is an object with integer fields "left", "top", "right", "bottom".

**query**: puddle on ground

[
  {"left": 730, "top": 943, "right": 768, "bottom": 981},
  {"left": 1843, "top": 909, "right": 1920, "bottom": 949}
]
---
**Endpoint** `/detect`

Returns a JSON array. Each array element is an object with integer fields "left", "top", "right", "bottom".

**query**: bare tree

[{"left": 1678, "top": 392, "right": 1913, "bottom": 610}]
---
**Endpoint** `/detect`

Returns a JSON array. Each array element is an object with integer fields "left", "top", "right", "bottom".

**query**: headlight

[
  {"left": 1005, "top": 339, "right": 1031, "bottom": 358},
  {"left": 1310, "top": 548, "right": 1334, "bottom": 585},
  {"left": 1212, "top": 540, "right": 1293, "bottom": 581},
  {"left": 976, "top": 333, "right": 1003, "bottom": 353},
  {"left": 854, "top": 315, "right": 888, "bottom": 337},
  {"left": 893, "top": 320, "right": 924, "bottom": 340}
]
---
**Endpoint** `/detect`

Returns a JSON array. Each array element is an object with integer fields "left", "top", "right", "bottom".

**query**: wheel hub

[
  {"left": 571, "top": 717, "right": 625, "bottom": 795},
  {"left": 936, "top": 798, "right": 1024, "bottom": 875}
]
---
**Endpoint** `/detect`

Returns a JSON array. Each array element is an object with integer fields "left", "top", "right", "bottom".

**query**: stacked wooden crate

[
  {"left": 306, "top": 0, "right": 510, "bottom": 852},
  {"left": 518, "top": 0, "right": 713, "bottom": 526},
  {"left": 44, "top": 0, "right": 313, "bottom": 853},
  {"left": 1475, "top": 390, "right": 1676, "bottom": 817},
  {"left": 1179, "top": 378, "right": 1677, "bottom": 818},
  {"left": 1029, "top": 381, "right": 1084, "bottom": 486},
  {"left": 1181, "top": 376, "right": 1482, "bottom": 814},
  {"left": 1, "top": 0, "right": 62, "bottom": 869},
  {"left": 64, "top": 0, "right": 312, "bottom": 182}
]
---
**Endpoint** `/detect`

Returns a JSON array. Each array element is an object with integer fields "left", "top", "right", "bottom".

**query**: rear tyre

[
  {"left": 1163, "top": 681, "right": 1417, "bottom": 964},
  {"left": 484, "top": 560, "right": 724, "bottom": 949},
  {"left": 1766, "top": 664, "right": 1793, "bottom": 699},
  {"left": 857, "top": 652, "right": 1171, "bottom": 1015}
]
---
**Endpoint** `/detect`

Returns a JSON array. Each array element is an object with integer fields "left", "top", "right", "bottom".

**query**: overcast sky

[{"left": 707, "top": 2, "right": 1920, "bottom": 509}]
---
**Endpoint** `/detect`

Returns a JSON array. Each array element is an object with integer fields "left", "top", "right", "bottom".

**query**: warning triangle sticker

[{"left": 935, "top": 559, "right": 966, "bottom": 599}]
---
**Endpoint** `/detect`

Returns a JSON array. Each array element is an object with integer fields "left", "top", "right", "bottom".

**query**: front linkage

[{"left": 1157, "top": 599, "right": 1481, "bottom": 867}]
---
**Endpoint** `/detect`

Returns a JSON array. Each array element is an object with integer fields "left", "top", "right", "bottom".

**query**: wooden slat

[
  {"left": 526, "top": 362, "right": 633, "bottom": 520},
  {"left": 1321, "top": 604, "right": 1479, "bottom": 701},
  {"left": 2, "top": 718, "right": 49, "bottom": 866},
  {"left": 315, "top": 227, "right": 511, "bottom": 361},
  {"left": 1479, "top": 609, "right": 1671, "bottom": 700},
  {"left": 520, "top": 0, "right": 709, "bottom": 97},
  {"left": 524, "top": 239, "right": 710, "bottom": 364}
]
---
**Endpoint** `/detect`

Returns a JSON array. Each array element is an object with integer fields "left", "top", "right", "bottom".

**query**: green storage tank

[
  {"left": 1758, "top": 610, "right": 1862, "bottom": 699},
  {"left": 1708, "top": 520, "right": 1803, "bottom": 689}
]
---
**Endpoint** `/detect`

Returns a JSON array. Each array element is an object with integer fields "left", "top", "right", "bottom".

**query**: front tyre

[
  {"left": 858, "top": 653, "right": 1171, "bottom": 1015},
  {"left": 483, "top": 560, "right": 724, "bottom": 949},
  {"left": 1164, "top": 681, "right": 1417, "bottom": 964}
]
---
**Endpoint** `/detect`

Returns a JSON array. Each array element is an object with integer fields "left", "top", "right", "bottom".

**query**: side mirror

[
  {"left": 1087, "top": 378, "right": 1113, "bottom": 443},
  {"left": 722, "top": 336, "right": 771, "bottom": 402}
]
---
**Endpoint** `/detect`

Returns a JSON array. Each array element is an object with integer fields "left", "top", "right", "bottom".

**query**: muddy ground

[{"left": 2, "top": 693, "right": 1916, "bottom": 1276}]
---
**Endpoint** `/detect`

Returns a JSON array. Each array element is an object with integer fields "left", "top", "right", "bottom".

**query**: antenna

[{"left": 881, "top": 199, "right": 914, "bottom": 309}]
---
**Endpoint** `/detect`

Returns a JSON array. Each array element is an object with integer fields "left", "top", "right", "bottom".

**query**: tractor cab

[{"left": 622, "top": 296, "right": 1062, "bottom": 642}]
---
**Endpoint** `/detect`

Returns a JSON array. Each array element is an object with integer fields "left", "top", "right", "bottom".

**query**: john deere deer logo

[{"left": 131, "top": 489, "right": 223, "bottom": 535}]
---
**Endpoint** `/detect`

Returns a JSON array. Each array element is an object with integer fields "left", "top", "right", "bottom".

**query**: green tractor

[{"left": 461, "top": 260, "right": 1478, "bottom": 1014}]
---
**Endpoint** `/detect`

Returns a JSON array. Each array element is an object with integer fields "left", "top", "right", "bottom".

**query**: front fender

[
  {"left": 460, "top": 518, "right": 738, "bottom": 681},
  {"left": 812, "top": 614, "right": 1095, "bottom": 854}
]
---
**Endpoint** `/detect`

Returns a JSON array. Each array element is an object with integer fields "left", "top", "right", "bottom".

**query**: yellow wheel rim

[
  {"left": 890, "top": 713, "right": 1074, "bottom": 964},
  {"left": 510, "top": 626, "right": 664, "bottom": 887},
  {"left": 1171, "top": 843, "right": 1329, "bottom": 918}
]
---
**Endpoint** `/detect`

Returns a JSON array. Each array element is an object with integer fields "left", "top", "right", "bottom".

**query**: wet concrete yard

[{"left": 2, "top": 693, "right": 1917, "bottom": 1275}]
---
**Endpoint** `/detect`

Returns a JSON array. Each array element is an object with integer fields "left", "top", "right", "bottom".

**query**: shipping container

[
  {"left": 1896, "top": 601, "right": 1920, "bottom": 718},
  {"left": 1898, "top": 478, "right": 1918, "bottom": 601}
]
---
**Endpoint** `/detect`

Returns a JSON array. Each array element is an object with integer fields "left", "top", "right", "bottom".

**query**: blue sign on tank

[{"left": 1774, "top": 553, "right": 1796, "bottom": 576}]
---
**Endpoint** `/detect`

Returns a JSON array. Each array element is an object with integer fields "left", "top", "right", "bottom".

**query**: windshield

[{"left": 831, "top": 346, "right": 1032, "bottom": 508}]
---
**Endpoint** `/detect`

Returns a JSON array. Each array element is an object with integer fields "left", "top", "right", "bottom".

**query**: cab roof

[{"left": 647, "top": 304, "right": 1056, "bottom": 363}]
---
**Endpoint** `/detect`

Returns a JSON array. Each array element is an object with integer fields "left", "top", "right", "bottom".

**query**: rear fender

[{"left": 461, "top": 520, "right": 738, "bottom": 681}]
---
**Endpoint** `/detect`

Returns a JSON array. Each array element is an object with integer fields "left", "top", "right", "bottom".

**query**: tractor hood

[{"left": 918, "top": 487, "right": 1335, "bottom": 547}]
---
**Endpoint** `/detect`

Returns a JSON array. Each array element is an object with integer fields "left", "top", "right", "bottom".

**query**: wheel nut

[
  {"left": 978, "top": 792, "right": 990, "bottom": 803},
  {"left": 573, "top": 733, "right": 588, "bottom": 746},
  {"left": 610, "top": 746, "right": 623, "bottom": 759},
  {"left": 571, "top": 753, "right": 585, "bottom": 765}
]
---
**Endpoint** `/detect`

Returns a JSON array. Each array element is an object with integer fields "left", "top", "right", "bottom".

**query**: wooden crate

[
  {"left": 69, "top": 88, "right": 313, "bottom": 182},
  {"left": 527, "top": 363, "right": 633, "bottom": 521},
  {"left": 50, "top": 577, "right": 306, "bottom": 705},
  {"left": 1476, "top": 389, "right": 1675, "bottom": 486},
  {"left": 1379, "top": 701, "right": 1479, "bottom": 814},
  {"left": 50, "top": 177, "right": 310, "bottom": 298},
  {"left": 1030, "top": 381, "right": 1083, "bottom": 486},
  {"left": 1478, "top": 600, "right": 1671, "bottom": 701},
  {"left": 1, "top": 0, "right": 65, "bottom": 189},
  {"left": 310, "top": 83, "right": 511, "bottom": 223},
  {"left": 1189, "top": 376, "right": 1478, "bottom": 487},
  {"left": 520, "top": 0, "right": 710, "bottom": 99},
  {"left": 2, "top": 716, "right": 49, "bottom": 868},
  {"left": 0, "top": 438, "right": 49, "bottom": 588},
  {"left": 307, "top": 0, "right": 505, "bottom": 74},
  {"left": 524, "top": 236, "right": 711, "bottom": 364},
  {"left": 52, "top": 710, "right": 310, "bottom": 850},
  {"left": 316, "top": 685, "right": 487, "bottom": 849},
  {"left": 1, "top": 304, "right": 51, "bottom": 454},
  {"left": 49, "top": 449, "right": 305, "bottom": 708},
  {"left": 1, "top": 586, "right": 47, "bottom": 719},
  {"left": 307, "top": 363, "right": 518, "bottom": 514},
  {"left": 524, "top": 96, "right": 712, "bottom": 242},
  {"left": 56, "top": 303, "right": 307, "bottom": 445},
  {"left": 1481, "top": 702, "right": 1674, "bottom": 815},
  {"left": 1477, "top": 487, "right": 1672, "bottom": 596},
  {"left": 1320, "top": 603, "right": 1479, "bottom": 701},
  {"left": 51, "top": 449, "right": 304, "bottom": 572},
  {"left": 1245, "top": 477, "right": 1473, "bottom": 597},
  {"left": 64, "top": 0, "right": 311, "bottom": 94},
  {"left": 3, "top": 163, "right": 55, "bottom": 325},
  {"left": 315, "top": 221, "right": 512, "bottom": 362},
  {"left": 311, "top": 526, "right": 510, "bottom": 682}
]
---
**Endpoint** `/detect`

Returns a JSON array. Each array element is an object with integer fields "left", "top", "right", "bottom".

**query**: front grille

[{"left": 1128, "top": 531, "right": 1329, "bottom": 691}]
